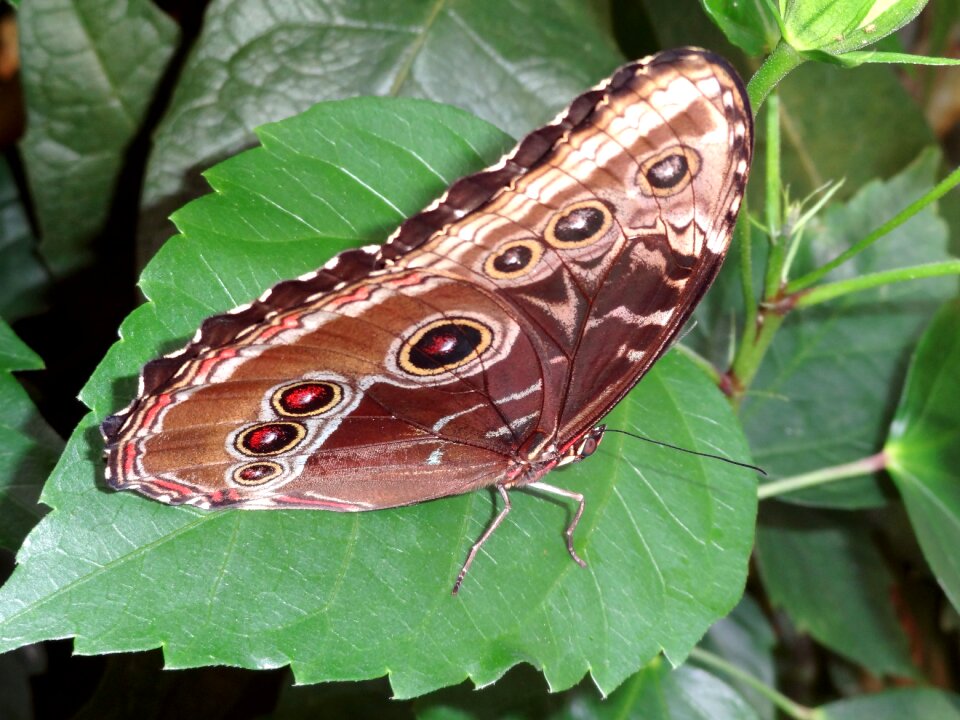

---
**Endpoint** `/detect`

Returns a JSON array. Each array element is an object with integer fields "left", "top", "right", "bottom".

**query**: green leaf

[
  {"left": 783, "top": 0, "right": 928, "bottom": 55},
  {"left": 755, "top": 503, "right": 915, "bottom": 677},
  {"left": 700, "top": 0, "right": 781, "bottom": 56},
  {"left": 886, "top": 300, "right": 960, "bottom": 613},
  {"left": 17, "top": 0, "right": 178, "bottom": 274},
  {"left": 820, "top": 688, "right": 960, "bottom": 720},
  {"left": 743, "top": 149, "right": 955, "bottom": 508},
  {"left": 139, "top": 0, "right": 624, "bottom": 255},
  {"left": 809, "top": 49, "right": 960, "bottom": 67},
  {"left": 698, "top": 595, "right": 776, "bottom": 720},
  {"left": 0, "top": 98, "right": 756, "bottom": 698},
  {"left": 0, "top": 319, "right": 62, "bottom": 550},
  {"left": 0, "top": 158, "right": 48, "bottom": 320}
]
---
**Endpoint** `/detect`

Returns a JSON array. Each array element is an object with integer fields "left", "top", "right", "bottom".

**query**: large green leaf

[
  {"left": 138, "top": 0, "right": 623, "bottom": 257},
  {"left": 742, "top": 149, "right": 955, "bottom": 508},
  {"left": 0, "top": 98, "right": 756, "bottom": 698},
  {"left": 886, "top": 300, "right": 960, "bottom": 613},
  {"left": 755, "top": 503, "right": 915, "bottom": 677},
  {"left": 0, "top": 319, "right": 62, "bottom": 551},
  {"left": 17, "top": 0, "right": 178, "bottom": 274}
]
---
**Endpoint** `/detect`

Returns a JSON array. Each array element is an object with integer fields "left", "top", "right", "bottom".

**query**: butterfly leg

[
  {"left": 452, "top": 484, "right": 512, "bottom": 595},
  {"left": 526, "top": 482, "right": 587, "bottom": 569}
]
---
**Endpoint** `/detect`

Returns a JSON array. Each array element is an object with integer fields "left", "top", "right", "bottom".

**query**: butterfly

[{"left": 102, "top": 47, "right": 753, "bottom": 593}]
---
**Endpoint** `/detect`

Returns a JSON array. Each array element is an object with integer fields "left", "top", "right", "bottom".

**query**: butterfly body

[{"left": 103, "top": 48, "right": 752, "bottom": 588}]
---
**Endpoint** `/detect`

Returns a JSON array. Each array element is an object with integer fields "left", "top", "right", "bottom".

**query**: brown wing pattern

[{"left": 102, "top": 47, "right": 751, "bottom": 510}]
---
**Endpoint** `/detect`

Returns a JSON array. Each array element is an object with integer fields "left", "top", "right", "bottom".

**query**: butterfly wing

[
  {"left": 389, "top": 48, "right": 752, "bottom": 454},
  {"left": 103, "top": 48, "right": 752, "bottom": 509}
]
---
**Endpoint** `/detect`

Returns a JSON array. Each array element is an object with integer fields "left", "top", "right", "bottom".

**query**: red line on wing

[
  {"left": 151, "top": 478, "right": 195, "bottom": 496},
  {"left": 196, "top": 348, "right": 238, "bottom": 382},
  {"left": 259, "top": 313, "right": 302, "bottom": 342},
  {"left": 328, "top": 284, "right": 373, "bottom": 309},
  {"left": 386, "top": 271, "right": 424, "bottom": 288},
  {"left": 121, "top": 442, "right": 138, "bottom": 478},
  {"left": 141, "top": 392, "right": 172, "bottom": 431}
]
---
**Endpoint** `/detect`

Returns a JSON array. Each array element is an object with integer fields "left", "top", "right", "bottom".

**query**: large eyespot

[
  {"left": 545, "top": 200, "right": 612, "bottom": 248},
  {"left": 484, "top": 239, "right": 543, "bottom": 279},
  {"left": 271, "top": 380, "right": 343, "bottom": 417},
  {"left": 232, "top": 461, "right": 284, "bottom": 486},
  {"left": 235, "top": 421, "right": 306, "bottom": 456},
  {"left": 398, "top": 317, "right": 493, "bottom": 376},
  {"left": 637, "top": 146, "right": 702, "bottom": 197}
]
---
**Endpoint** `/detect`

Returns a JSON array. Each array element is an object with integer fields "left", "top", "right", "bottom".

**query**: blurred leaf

[
  {"left": 417, "top": 659, "right": 762, "bottom": 720},
  {"left": 698, "top": 595, "right": 776, "bottom": 720},
  {"left": 756, "top": 503, "right": 915, "bottom": 677},
  {"left": 554, "top": 660, "right": 760, "bottom": 720},
  {"left": 700, "top": 0, "right": 781, "bottom": 56},
  {"left": 0, "top": 98, "right": 756, "bottom": 699},
  {"left": 887, "top": 300, "right": 960, "bottom": 613},
  {"left": 0, "top": 158, "right": 47, "bottom": 320},
  {"left": 0, "top": 646, "right": 45, "bottom": 720},
  {"left": 743, "top": 149, "right": 955, "bottom": 507},
  {"left": 275, "top": 676, "right": 410, "bottom": 720},
  {"left": 771, "top": 62, "right": 935, "bottom": 203},
  {"left": 0, "top": 318, "right": 61, "bottom": 550},
  {"left": 139, "top": 0, "right": 623, "bottom": 255},
  {"left": 820, "top": 688, "right": 960, "bottom": 719},
  {"left": 17, "top": 0, "right": 178, "bottom": 274},
  {"left": 73, "top": 650, "right": 281, "bottom": 720}
]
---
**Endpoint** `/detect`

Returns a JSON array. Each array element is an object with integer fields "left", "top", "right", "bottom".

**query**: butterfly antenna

[{"left": 603, "top": 428, "right": 767, "bottom": 475}]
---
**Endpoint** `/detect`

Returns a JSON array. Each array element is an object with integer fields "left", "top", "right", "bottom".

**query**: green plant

[{"left": 1, "top": 0, "right": 958, "bottom": 717}]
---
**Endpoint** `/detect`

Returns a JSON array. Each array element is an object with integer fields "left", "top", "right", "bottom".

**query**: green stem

[
  {"left": 738, "top": 207, "right": 758, "bottom": 349},
  {"left": 787, "top": 164, "right": 960, "bottom": 293},
  {"left": 763, "top": 93, "right": 785, "bottom": 301},
  {"left": 746, "top": 40, "right": 805, "bottom": 113},
  {"left": 689, "top": 648, "right": 815, "bottom": 720},
  {"left": 757, "top": 452, "right": 887, "bottom": 500},
  {"left": 794, "top": 260, "right": 960, "bottom": 308},
  {"left": 730, "top": 311, "right": 786, "bottom": 407}
]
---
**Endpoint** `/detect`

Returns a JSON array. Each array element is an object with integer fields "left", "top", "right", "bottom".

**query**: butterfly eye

[
  {"left": 545, "top": 200, "right": 613, "bottom": 248},
  {"left": 235, "top": 421, "right": 306, "bottom": 456},
  {"left": 271, "top": 380, "right": 343, "bottom": 417},
  {"left": 637, "top": 146, "right": 702, "bottom": 197},
  {"left": 398, "top": 318, "right": 493, "bottom": 376},
  {"left": 484, "top": 239, "right": 543, "bottom": 279},
  {"left": 232, "top": 461, "right": 284, "bottom": 486}
]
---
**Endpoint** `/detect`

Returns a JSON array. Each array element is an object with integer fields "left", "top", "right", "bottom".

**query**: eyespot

[
  {"left": 545, "top": 200, "right": 613, "bottom": 249},
  {"left": 232, "top": 461, "right": 284, "bottom": 486},
  {"left": 398, "top": 318, "right": 493, "bottom": 376},
  {"left": 235, "top": 421, "right": 306, "bottom": 456},
  {"left": 271, "top": 380, "right": 343, "bottom": 417},
  {"left": 637, "top": 146, "right": 702, "bottom": 197},
  {"left": 484, "top": 239, "right": 543, "bottom": 279}
]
